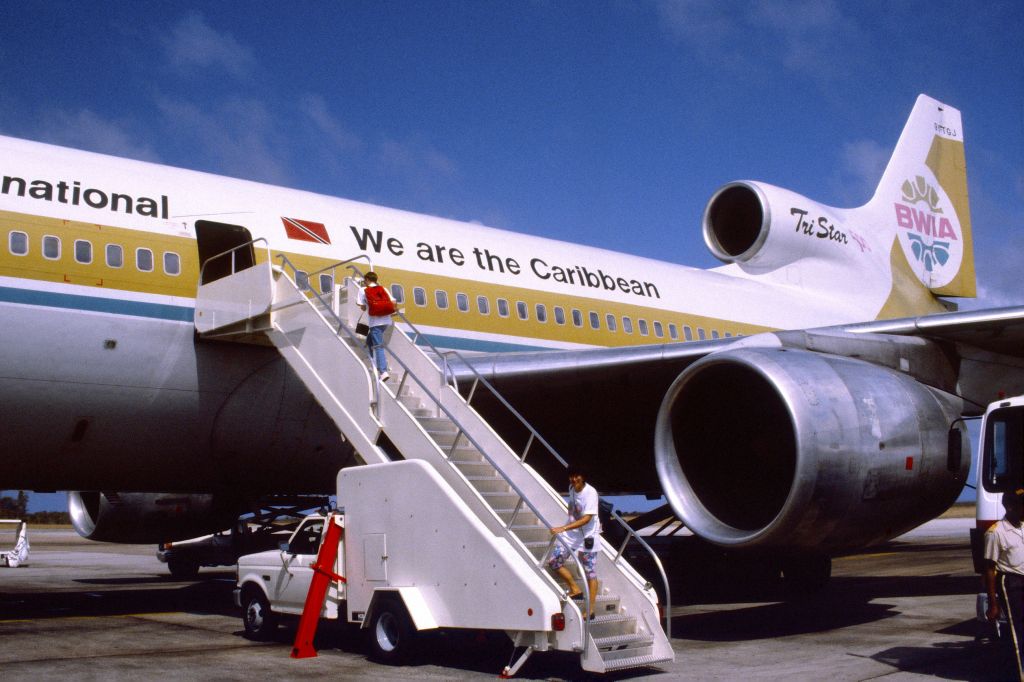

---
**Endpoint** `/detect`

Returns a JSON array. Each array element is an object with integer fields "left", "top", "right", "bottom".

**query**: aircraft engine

[
  {"left": 702, "top": 181, "right": 851, "bottom": 270},
  {"left": 654, "top": 347, "right": 969, "bottom": 553},
  {"left": 68, "top": 491, "right": 248, "bottom": 543}
]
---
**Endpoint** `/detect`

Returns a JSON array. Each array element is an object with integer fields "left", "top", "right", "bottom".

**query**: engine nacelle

[
  {"left": 654, "top": 348, "right": 968, "bottom": 552},
  {"left": 703, "top": 181, "right": 853, "bottom": 271},
  {"left": 68, "top": 491, "right": 247, "bottom": 543}
]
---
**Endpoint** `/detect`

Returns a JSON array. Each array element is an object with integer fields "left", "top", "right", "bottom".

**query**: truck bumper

[{"left": 232, "top": 587, "right": 242, "bottom": 609}]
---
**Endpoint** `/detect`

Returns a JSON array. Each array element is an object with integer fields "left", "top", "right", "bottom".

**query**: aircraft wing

[{"left": 443, "top": 304, "right": 1024, "bottom": 554}]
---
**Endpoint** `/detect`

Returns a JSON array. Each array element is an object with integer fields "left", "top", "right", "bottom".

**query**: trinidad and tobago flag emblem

[{"left": 281, "top": 217, "right": 331, "bottom": 244}]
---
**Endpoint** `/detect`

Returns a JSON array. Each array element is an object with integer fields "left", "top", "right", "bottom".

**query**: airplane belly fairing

[{"left": 0, "top": 302, "right": 355, "bottom": 494}]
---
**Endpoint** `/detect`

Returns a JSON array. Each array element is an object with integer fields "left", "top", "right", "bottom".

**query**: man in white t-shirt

[
  {"left": 548, "top": 468, "right": 602, "bottom": 620},
  {"left": 984, "top": 489, "right": 1024, "bottom": 681}
]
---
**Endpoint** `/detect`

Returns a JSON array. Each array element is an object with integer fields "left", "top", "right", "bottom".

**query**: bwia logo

[{"left": 893, "top": 174, "right": 962, "bottom": 288}]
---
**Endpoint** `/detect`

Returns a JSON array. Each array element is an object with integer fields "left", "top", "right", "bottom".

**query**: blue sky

[{"left": 2, "top": 1, "right": 1020, "bottom": 511}]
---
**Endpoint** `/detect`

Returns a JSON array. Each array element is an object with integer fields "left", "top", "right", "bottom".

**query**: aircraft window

[
  {"left": 320, "top": 274, "right": 334, "bottom": 293},
  {"left": 74, "top": 239, "right": 93, "bottom": 264},
  {"left": 638, "top": 319, "right": 649, "bottom": 336},
  {"left": 605, "top": 313, "right": 617, "bottom": 332},
  {"left": 106, "top": 244, "right": 123, "bottom": 268},
  {"left": 589, "top": 311, "right": 600, "bottom": 330},
  {"left": 136, "top": 248, "right": 154, "bottom": 272},
  {"left": 413, "top": 287, "right": 427, "bottom": 307},
  {"left": 164, "top": 252, "right": 181, "bottom": 276},
  {"left": 724, "top": 332, "right": 733, "bottom": 338},
  {"left": 9, "top": 231, "right": 28, "bottom": 255},
  {"left": 456, "top": 293, "right": 470, "bottom": 312},
  {"left": 668, "top": 323, "right": 678, "bottom": 340},
  {"left": 697, "top": 328, "right": 707, "bottom": 341},
  {"left": 622, "top": 317, "right": 633, "bottom": 334},
  {"left": 554, "top": 306, "right": 566, "bottom": 325},
  {"left": 711, "top": 330, "right": 720, "bottom": 339},
  {"left": 654, "top": 321, "right": 664, "bottom": 338},
  {"left": 43, "top": 235, "right": 61, "bottom": 260},
  {"left": 571, "top": 309, "right": 583, "bottom": 327},
  {"left": 390, "top": 283, "right": 404, "bottom": 304},
  {"left": 535, "top": 303, "right": 547, "bottom": 323},
  {"left": 477, "top": 295, "right": 490, "bottom": 315},
  {"left": 434, "top": 290, "right": 449, "bottom": 309},
  {"left": 516, "top": 301, "right": 528, "bottom": 321},
  {"left": 295, "top": 270, "right": 310, "bottom": 290},
  {"left": 497, "top": 299, "right": 510, "bottom": 318},
  {"left": 683, "top": 326, "right": 693, "bottom": 341}
]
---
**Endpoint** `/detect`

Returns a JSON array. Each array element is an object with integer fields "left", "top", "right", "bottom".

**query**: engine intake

[
  {"left": 68, "top": 491, "right": 246, "bottom": 543},
  {"left": 654, "top": 347, "right": 968, "bottom": 552}
]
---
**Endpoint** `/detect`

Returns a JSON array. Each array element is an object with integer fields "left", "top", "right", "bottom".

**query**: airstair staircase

[{"left": 194, "top": 242, "right": 674, "bottom": 675}]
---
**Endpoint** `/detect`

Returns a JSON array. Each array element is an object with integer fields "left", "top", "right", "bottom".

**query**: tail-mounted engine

[
  {"left": 703, "top": 181, "right": 856, "bottom": 271},
  {"left": 654, "top": 346, "right": 968, "bottom": 552}
]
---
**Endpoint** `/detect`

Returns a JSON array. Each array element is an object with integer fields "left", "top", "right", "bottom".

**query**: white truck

[
  {"left": 967, "top": 394, "right": 1023, "bottom": 631},
  {"left": 234, "top": 459, "right": 673, "bottom": 674}
]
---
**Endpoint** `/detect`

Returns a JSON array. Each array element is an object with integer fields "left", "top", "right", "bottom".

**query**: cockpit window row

[{"left": 7, "top": 230, "right": 181, "bottom": 276}]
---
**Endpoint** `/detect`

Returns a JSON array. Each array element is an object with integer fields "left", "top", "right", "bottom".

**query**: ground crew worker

[{"left": 984, "top": 488, "right": 1024, "bottom": 681}]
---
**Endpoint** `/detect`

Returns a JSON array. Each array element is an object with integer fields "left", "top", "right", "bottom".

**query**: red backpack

[{"left": 364, "top": 285, "right": 396, "bottom": 316}]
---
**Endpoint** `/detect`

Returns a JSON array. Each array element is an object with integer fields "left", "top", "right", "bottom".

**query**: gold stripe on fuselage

[{"left": 0, "top": 208, "right": 771, "bottom": 346}]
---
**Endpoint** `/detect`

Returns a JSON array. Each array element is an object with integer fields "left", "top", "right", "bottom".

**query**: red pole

[{"left": 290, "top": 514, "right": 346, "bottom": 659}]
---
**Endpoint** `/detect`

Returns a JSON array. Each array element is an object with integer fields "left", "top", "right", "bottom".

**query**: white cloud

[
  {"left": 835, "top": 138, "right": 890, "bottom": 204},
  {"left": 298, "top": 94, "right": 363, "bottom": 153},
  {"left": 32, "top": 109, "right": 161, "bottom": 162},
  {"left": 153, "top": 94, "right": 290, "bottom": 185},
  {"left": 162, "top": 11, "right": 255, "bottom": 79}
]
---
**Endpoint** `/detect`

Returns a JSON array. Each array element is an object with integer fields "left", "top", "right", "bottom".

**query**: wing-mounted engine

[
  {"left": 654, "top": 345, "right": 969, "bottom": 553},
  {"left": 68, "top": 491, "right": 248, "bottom": 543},
  {"left": 703, "top": 181, "right": 858, "bottom": 271}
]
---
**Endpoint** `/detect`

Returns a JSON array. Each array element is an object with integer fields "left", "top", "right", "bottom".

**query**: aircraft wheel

[
  {"left": 367, "top": 596, "right": 416, "bottom": 663},
  {"left": 242, "top": 589, "right": 278, "bottom": 641}
]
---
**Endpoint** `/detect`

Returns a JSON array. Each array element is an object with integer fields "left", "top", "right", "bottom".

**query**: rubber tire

[
  {"left": 166, "top": 557, "right": 200, "bottom": 580},
  {"left": 367, "top": 597, "right": 416, "bottom": 664},
  {"left": 242, "top": 589, "right": 278, "bottom": 641}
]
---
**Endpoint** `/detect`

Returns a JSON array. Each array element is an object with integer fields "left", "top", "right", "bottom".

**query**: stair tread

[
  {"left": 599, "top": 652, "right": 673, "bottom": 672},
  {"left": 593, "top": 632, "right": 652, "bottom": 647}
]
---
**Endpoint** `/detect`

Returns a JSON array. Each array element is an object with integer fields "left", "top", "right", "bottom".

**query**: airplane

[{"left": 1, "top": 94, "right": 1022, "bottom": 579}]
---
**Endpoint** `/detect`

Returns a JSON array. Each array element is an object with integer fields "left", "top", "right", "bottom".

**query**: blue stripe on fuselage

[
  {"left": 0, "top": 285, "right": 554, "bottom": 352},
  {"left": 0, "top": 285, "right": 195, "bottom": 322}
]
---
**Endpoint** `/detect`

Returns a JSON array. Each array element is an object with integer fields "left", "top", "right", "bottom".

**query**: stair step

[
  {"left": 466, "top": 476, "right": 510, "bottom": 493},
  {"left": 588, "top": 613, "right": 638, "bottom": 638},
  {"left": 453, "top": 460, "right": 498, "bottom": 477},
  {"left": 599, "top": 651, "right": 672, "bottom": 673},
  {"left": 593, "top": 632, "right": 653, "bottom": 649}
]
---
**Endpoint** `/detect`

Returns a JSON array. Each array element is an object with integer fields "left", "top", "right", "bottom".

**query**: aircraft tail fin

[{"left": 867, "top": 94, "right": 976, "bottom": 314}]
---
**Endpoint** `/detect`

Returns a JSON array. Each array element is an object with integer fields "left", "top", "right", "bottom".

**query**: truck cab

[{"left": 235, "top": 514, "right": 344, "bottom": 639}]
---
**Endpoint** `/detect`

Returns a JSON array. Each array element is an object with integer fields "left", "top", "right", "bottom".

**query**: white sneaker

[{"left": 380, "top": 371, "right": 390, "bottom": 382}]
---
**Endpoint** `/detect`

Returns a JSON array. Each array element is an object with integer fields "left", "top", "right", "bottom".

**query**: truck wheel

[
  {"left": 242, "top": 590, "right": 278, "bottom": 641},
  {"left": 167, "top": 557, "right": 200, "bottom": 580},
  {"left": 367, "top": 597, "right": 416, "bottom": 663}
]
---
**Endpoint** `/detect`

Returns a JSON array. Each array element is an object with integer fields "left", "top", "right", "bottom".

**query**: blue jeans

[{"left": 366, "top": 325, "right": 388, "bottom": 374}]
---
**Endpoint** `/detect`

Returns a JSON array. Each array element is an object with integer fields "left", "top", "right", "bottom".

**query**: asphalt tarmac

[{"left": 0, "top": 517, "right": 1019, "bottom": 680}]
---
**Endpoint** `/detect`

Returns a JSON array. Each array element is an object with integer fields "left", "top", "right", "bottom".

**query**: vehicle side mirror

[{"left": 278, "top": 541, "right": 291, "bottom": 553}]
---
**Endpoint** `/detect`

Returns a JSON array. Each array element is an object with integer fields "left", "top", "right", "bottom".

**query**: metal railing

[{"left": 609, "top": 510, "right": 672, "bottom": 639}]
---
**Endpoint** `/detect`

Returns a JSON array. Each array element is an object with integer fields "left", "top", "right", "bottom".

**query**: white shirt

[
  {"left": 984, "top": 518, "right": 1024, "bottom": 576},
  {"left": 564, "top": 483, "right": 601, "bottom": 552},
  {"left": 355, "top": 283, "right": 394, "bottom": 327}
]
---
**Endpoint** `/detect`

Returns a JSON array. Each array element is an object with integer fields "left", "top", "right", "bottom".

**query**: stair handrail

[
  {"left": 342, "top": 264, "right": 568, "bottom": 471},
  {"left": 608, "top": 510, "right": 672, "bottom": 640},
  {"left": 198, "top": 237, "right": 273, "bottom": 284}
]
